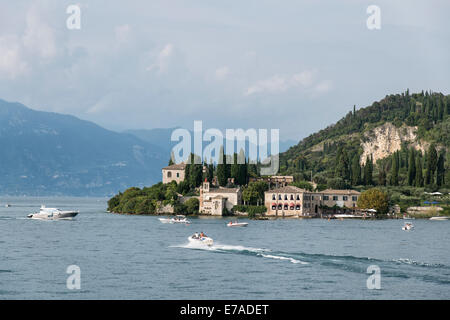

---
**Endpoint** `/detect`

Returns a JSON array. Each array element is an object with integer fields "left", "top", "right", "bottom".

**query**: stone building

[
  {"left": 199, "top": 181, "right": 242, "bottom": 215},
  {"left": 264, "top": 187, "right": 361, "bottom": 217},
  {"left": 162, "top": 163, "right": 186, "bottom": 184},
  {"left": 249, "top": 175, "right": 294, "bottom": 188}
]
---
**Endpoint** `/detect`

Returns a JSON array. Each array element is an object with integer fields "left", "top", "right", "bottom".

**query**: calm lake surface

[{"left": 1, "top": 197, "right": 449, "bottom": 299}]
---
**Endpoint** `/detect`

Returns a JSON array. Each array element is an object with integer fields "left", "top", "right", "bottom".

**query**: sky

[{"left": 0, "top": 0, "right": 449, "bottom": 142}]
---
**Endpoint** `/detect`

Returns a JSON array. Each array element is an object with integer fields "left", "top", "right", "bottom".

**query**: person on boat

[
  {"left": 193, "top": 232, "right": 199, "bottom": 239},
  {"left": 200, "top": 232, "right": 206, "bottom": 238}
]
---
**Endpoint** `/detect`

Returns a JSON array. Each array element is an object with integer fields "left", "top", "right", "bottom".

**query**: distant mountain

[{"left": 0, "top": 99, "right": 168, "bottom": 196}]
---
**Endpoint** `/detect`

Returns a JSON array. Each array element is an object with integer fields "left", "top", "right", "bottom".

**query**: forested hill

[{"left": 279, "top": 90, "right": 450, "bottom": 190}]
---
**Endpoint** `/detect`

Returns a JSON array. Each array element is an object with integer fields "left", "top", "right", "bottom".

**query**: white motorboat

[
  {"left": 227, "top": 221, "right": 248, "bottom": 227},
  {"left": 27, "top": 206, "right": 78, "bottom": 220},
  {"left": 429, "top": 216, "right": 449, "bottom": 221},
  {"left": 402, "top": 223, "right": 414, "bottom": 231},
  {"left": 188, "top": 234, "right": 213, "bottom": 246},
  {"left": 5, "top": 204, "right": 11, "bottom": 208},
  {"left": 158, "top": 215, "right": 191, "bottom": 224}
]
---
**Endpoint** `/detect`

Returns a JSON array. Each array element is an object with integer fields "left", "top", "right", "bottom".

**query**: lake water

[{"left": 1, "top": 197, "right": 449, "bottom": 299}]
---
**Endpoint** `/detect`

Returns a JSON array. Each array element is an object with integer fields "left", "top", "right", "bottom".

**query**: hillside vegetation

[{"left": 280, "top": 90, "right": 450, "bottom": 193}]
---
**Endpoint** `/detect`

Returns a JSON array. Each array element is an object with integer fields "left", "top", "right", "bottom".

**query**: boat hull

[
  {"left": 28, "top": 211, "right": 78, "bottom": 220},
  {"left": 227, "top": 222, "right": 248, "bottom": 227},
  {"left": 188, "top": 236, "right": 213, "bottom": 246}
]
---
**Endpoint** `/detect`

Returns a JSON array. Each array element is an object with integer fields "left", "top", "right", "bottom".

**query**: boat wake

[{"left": 172, "top": 242, "right": 309, "bottom": 265}]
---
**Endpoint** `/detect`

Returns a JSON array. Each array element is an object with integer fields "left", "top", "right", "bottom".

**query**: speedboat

[
  {"left": 27, "top": 206, "right": 78, "bottom": 220},
  {"left": 158, "top": 215, "right": 191, "bottom": 224},
  {"left": 429, "top": 216, "right": 449, "bottom": 221},
  {"left": 227, "top": 221, "right": 248, "bottom": 227},
  {"left": 402, "top": 223, "right": 414, "bottom": 231},
  {"left": 188, "top": 234, "right": 213, "bottom": 246},
  {"left": 5, "top": 204, "right": 11, "bottom": 208}
]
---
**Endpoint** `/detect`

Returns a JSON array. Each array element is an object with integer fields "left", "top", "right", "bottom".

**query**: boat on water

[
  {"left": 429, "top": 216, "right": 449, "bottom": 221},
  {"left": 5, "top": 204, "right": 11, "bottom": 208},
  {"left": 227, "top": 221, "right": 248, "bottom": 227},
  {"left": 158, "top": 215, "right": 191, "bottom": 224},
  {"left": 27, "top": 206, "right": 78, "bottom": 220},
  {"left": 402, "top": 223, "right": 414, "bottom": 231},
  {"left": 189, "top": 233, "right": 213, "bottom": 246}
]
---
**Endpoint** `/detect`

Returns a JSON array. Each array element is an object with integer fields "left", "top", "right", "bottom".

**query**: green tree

[
  {"left": 425, "top": 143, "right": 438, "bottom": 185},
  {"left": 390, "top": 152, "right": 399, "bottom": 186},
  {"left": 217, "top": 146, "right": 228, "bottom": 186},
  {"left": 350, "top": 154, "right": 361, "bottom": 185},
  {"left": 436, "top": 151, "right": 445, "bottom": 187},
  {"left": 357, "top": 188, "right": 389, "bottom": 215},
  {"left": 415, "top": 155, "right": 424, "bottom": 187},
  {"left": 407, "top": 148, "right": 416, "bottom": 186}
]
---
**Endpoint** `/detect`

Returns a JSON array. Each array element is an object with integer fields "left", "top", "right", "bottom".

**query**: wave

[{"left": 173, "top": 242, "right": 309, "bottom": 265}]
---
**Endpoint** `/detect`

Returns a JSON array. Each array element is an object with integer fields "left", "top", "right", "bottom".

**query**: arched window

[
  {"left": 284, "top": 195, "right": 288, "bottom": 200},
  {"left": 296, "top": 194, "right": 300, "bottom": 200},
  {"left": 167, "top": 171, "right": 172, "bottom": 178},
  {"left": 290, "top": 195, "right": 294, "bottom": 200},
  {"left": 272, "top": 195, "right": 276, "bottom": 200},
  {"left": 278, "top": 195, "right": 282, "bottom": 200}
]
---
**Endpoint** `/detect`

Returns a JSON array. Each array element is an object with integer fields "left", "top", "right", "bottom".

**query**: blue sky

[{"left": 0, "top": 0, "right": 449, "bottom": 141}]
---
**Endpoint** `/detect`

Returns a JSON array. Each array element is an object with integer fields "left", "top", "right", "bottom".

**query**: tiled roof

[
  {"left": 208, "top": 187, "right": 240, "bottom": 194},
  {"left": 162, "top": 163, "right": 186, "bottom": 170},
  {"left": 321, "top": 189, "right": 361, "bottom": 195},
  {"left": 267, "top": 186, "right": 307, "bottom": 193}
]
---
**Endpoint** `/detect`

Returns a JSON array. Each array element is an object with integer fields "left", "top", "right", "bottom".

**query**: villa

[
  {"left": 162, "top": 163, "right": 186, "bottom": 184},
  {"left": 264, "top": 186, "right": 361, "bottom": 217},
  {"left": 199, "top": 181, "right": 242, "bottom": 215}
]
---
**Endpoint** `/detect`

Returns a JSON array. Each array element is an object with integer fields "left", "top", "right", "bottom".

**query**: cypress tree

[
  {"left": 217, "top": 146, "right": 228, "bottom": 186},
  {"left": 390, "top": 152, "right": 399, "bottom": 186},
  {"left": 425, "top": 143, "right": 438, "bottom": 185},
  {"left": 407, "top": 148, "right": 416, "bottom": 186},
  {"left": 415, "top": 155, "right": 424, "bottom": 187},
  {"left": 351, "top": 154, "right": 361, "bottom": 186},
  {"left": 436, "top": 152, "right": 445, "bottom": 187}
]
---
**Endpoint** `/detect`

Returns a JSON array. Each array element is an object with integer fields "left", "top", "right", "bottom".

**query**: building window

[
  {"left": 278, "top": 204, "right": 282, "bottom": 210},
  {"left": 176, "top": 173, "right": 179, "bottom": 178},
  {"left": 296, "top": 194, "right": 300, "bottom": 200},
  {"left": 284, "top": 204, "right": 288, "bottom": 210},
  {"left": 284, "top": 195, "right": 288, "bottom": 200},
  {"left": 295, "top": 204, "right": 301, "bottom": 210},
  {"left": 272, "top": 195, "right": 276, "bottom": 200},
  {"left": 272, "top": 203, "right": 276, "bottom": 210},
  {"left": 323, "top": 195, "right": 329, "bottom": 200},
  {"left": 311, "top": 196, "right": 314, "bottom": 200},
  {"left": 167, "top": 171, "right": 172, "bottom": 178},
  {"left": 343, "top": 196, "right": 348, "bottom": 201},
  {"left": 333, "top": 196, "right": 338, "bottom": 201},
  {"left": 352, "top": 196, "right": 358, "bottom": 201},
  {"left": 278, "top": 195, "right": 282, "bottom": 200},
  {"left": 290, "top": 195, "right": 294, "bottom": 200}
]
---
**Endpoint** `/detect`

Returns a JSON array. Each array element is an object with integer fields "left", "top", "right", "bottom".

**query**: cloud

[
  {"left": 215, "top": 66, "right": 230, "bottom": 80},
  {"left": 146, "top": 43, "right": 174, "bottom": 74},
  {"left": 115, "top": 24, "right": 131, "bottom": 44},
  {"left": 244, "top": 71, "right": 321, "bottom": 96},
  {"left": 22, "top": 4, "right": 57, "bottom": 60},
  {"left": 0, "top": 35, "right": 28, "bottom": 78}
]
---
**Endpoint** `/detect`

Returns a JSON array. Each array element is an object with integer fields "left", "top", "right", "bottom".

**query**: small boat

[
  {"left": 402, "top": 223, "right": 414, "bottom": 231},
  {"left": 5, "top": 204, "right": 11, "bottom": 208},
  {"left": 27, "top": 206, "right": 78, "bottom": 220},
  {"left": 188, "top": 234, "right": 213, "bottom": 246},
  {"left": 158, "top": 215, "right": 191, "bottom": 224},
  {"left": 402, "top": 215, "right": 415, "bottom": 220},
  {"left": 429, "top": 216, "right": 449, "bottom": 221},
  {"left": 227, "top": 221, "right": 248, "bottom": 227}
]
